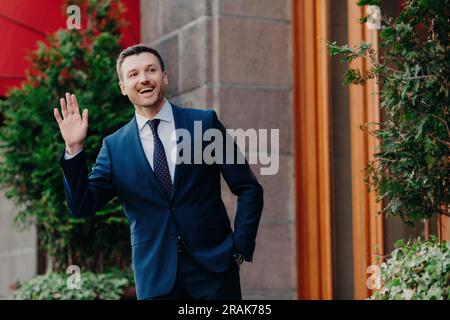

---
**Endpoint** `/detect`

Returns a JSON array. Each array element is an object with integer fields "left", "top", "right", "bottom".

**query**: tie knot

[{"left": 147, "top": 119, "right": 160, "bottom": 134}]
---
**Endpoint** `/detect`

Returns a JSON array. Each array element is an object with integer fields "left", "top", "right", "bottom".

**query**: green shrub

[
  {"left": 371, "top": 236, "right": 449, "bottom": 300},
  {"left": 12, "top": 269, "right": 134, "bottom": 300},
  {"left": 328, "top": 0, "right": 450, "bottom": 223},
  {"left": 0, "top": 0, "right": 133, "bottom": 271}
]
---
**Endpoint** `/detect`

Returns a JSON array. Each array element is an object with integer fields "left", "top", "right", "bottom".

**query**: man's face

[{"left": 119, "top": 52, "right": 168, "bottom": 110}]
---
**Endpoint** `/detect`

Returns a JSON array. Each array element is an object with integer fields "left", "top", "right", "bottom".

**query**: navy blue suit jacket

[{"left": 60, "top": 104, "right": 264, "bottom": 299}]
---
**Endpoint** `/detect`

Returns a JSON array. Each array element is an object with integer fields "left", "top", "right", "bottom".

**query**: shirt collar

[{"left": 135, "top": 99, "right": 173, "bottom": 132}]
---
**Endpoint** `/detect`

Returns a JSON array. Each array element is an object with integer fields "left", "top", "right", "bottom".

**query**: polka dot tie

[{"left": 147, "top": 119, "right": 173, "bottom": 196}]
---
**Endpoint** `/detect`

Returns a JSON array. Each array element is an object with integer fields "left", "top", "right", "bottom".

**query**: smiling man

[
  {"left": 54, "top": 44, "right": 264, "bottom": 300},
  {"left": 117, "top": 47, "right": 168, "bottom": 119}
]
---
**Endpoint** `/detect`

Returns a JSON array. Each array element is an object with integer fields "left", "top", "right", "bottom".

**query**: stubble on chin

[
  {"left": 133, "top": 94, "right": 166, "bottom": 115},
  {"left": 142, "top": 95, "right": 165, "bottom": 109}
]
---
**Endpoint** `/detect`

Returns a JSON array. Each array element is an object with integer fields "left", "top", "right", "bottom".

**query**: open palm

[{"left": 54, "top": 92, "right": 88, "bottom": 155}]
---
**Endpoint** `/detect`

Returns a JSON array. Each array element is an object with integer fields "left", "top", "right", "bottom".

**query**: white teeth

[{"left": 140, "top": 87, "right": 154, "bottom": 94}]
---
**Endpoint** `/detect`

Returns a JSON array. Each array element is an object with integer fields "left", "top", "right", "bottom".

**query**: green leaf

[{"left": 357, "top": 0, "right": 381, "bottom": 6}]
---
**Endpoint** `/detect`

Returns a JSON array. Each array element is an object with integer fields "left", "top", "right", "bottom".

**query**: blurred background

[{"left": 0, "top": 0, "right": 448, "bottom": 300}]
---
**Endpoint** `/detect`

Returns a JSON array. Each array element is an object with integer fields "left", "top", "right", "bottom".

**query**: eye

[{"left": 129, "top": 73, "right": 136, "bottom": 78}]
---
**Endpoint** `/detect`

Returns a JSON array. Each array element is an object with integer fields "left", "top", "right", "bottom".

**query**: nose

[{"left": 138, "top": 71, "right": 151, "bottom": 84}]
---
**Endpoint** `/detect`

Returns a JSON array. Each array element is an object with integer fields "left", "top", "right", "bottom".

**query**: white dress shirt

[
  {"left": 135, "top": 100, "right": 176, "bottom": 183},
  {"left": 65, "top": 99, "right": 177, "bottom": 183}
]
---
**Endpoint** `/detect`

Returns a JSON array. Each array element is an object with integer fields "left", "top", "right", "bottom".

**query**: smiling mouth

[{"left": 139, "top": 87, "right": 155, "bottom": 94}]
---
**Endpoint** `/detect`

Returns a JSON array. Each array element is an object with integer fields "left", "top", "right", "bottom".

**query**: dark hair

[{"left": 116, "top": 44, "right": 165, "bottom": 80}]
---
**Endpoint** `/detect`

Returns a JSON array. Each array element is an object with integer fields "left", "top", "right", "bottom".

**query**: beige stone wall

[
  {"left": 141, "top": 0, "right": 296, "bottom": 299},
  {"left": 0, "top": 192, "right": 37, "bottom": 299}
]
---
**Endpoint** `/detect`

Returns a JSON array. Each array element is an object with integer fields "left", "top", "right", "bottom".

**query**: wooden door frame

[
  {"left": 346, "top": 1, "right": 384, "bottom": 299},
  {"left": 292, "top": 0, "right": 333, "bottom": 300}
]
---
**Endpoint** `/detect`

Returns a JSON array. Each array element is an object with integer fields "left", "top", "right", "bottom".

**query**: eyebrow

[
  {"left": 126, "top": 68, "right": 137, "bottom": 76},
  {"left": 126, "top": 64, "right": 156, "bottom": 76}
]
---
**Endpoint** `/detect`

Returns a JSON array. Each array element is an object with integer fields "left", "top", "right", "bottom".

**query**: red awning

[{"left": 0, "top": 0, "right": 140, "bottom": 96}]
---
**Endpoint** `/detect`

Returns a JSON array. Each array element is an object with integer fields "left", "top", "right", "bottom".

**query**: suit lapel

[{"left": 171, "top": 104, "right": 187, "bottom": 200}]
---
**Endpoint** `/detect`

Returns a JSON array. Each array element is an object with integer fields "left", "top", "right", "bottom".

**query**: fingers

[
  {"left": 71, "top": 94, "right": 80, "bottom": 116},
  {"left": 82, "top": 108, "right": 88, "bottom": 126},
  {"left": 60, "top": 97, "right": 68, "bottom": 118},
  {"left": 65, "top": 92, "right": 73, "bottom": 114},
  {"left": 59, "top": 93, "right": 83, "bottom": 122},
  {"left": 54, "top": 108, "right": 63, "bottom": 125}
]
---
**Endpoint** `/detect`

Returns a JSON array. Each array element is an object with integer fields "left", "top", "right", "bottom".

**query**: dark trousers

[{"left": 148, "top": 248, "right": 242, "bottom": 300}]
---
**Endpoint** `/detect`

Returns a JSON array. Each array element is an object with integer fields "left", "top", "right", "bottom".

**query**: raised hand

[{"left": 54, "top": 92, "right": 88, "bottom": 155}]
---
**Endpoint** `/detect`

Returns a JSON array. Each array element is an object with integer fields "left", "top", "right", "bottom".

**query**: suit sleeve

[
  {"left": 211, "top": 110, "right": 264, "bottom": 262},
  {"left": 60, "top": 139, "right": 116, "bottom": 218}
]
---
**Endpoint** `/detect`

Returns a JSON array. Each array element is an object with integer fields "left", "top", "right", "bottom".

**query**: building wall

[
  {"left": 141, "top": 0, "right": 297, "bottom": 299},
  {"left": 0, "top": 192, "right": 37, "bottom": 299}
]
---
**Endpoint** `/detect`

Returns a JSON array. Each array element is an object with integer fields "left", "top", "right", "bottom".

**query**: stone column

[
  {"left": 0, "top": 192, "right": 37, "bottom": 299},
  {"left": 141, "top": 0, "right": 296, "bottom": 299}
]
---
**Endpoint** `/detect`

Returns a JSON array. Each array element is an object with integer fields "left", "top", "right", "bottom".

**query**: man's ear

[
  {"left": 119, "top": 81, "right": 127, "bottom": 96},
  {"left": 163, "top": 71, "right": 168, "bottom": 86}
]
